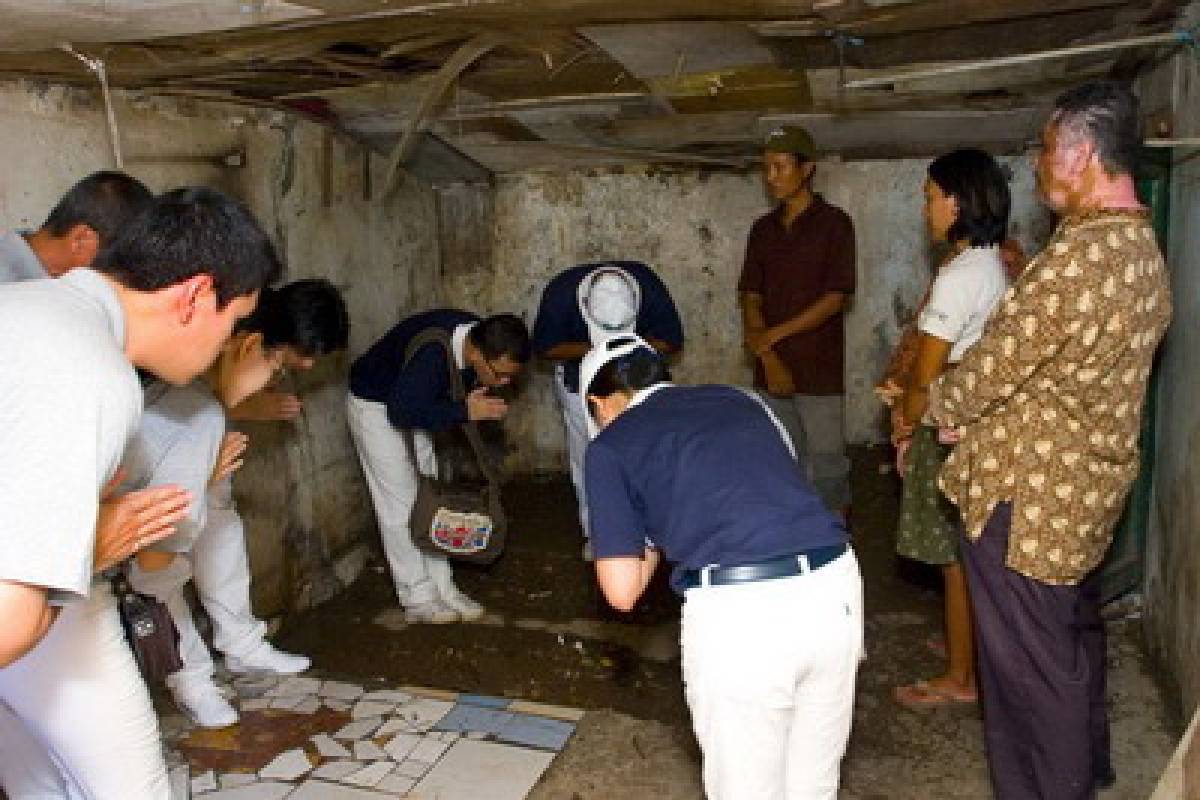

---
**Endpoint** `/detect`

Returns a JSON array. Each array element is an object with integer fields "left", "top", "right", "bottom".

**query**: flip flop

[{"left": 893, "top": 679, "right": 978, "bottom": 709}]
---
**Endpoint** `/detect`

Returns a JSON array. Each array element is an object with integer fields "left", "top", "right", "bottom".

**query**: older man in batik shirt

[{"left": 929, "top": 82, "right": 1172, "bottom": 800}]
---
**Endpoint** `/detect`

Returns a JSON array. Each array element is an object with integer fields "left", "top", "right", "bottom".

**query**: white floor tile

[
  {"left": 343, "top": 761, "right": 394, "bottom": 788},
  {"left": 219, "top": 773, "right": 259, "bottom": 789},
  {"left": 169, "top": 764, "right": 190, "bottom": 800},
  {"left": 269, "top": 695, "right": 307, "bottom": 711},
  {"left": 353, "top": 739, "right": 388, "bottom": 761},
  {"left": 191, "top": 769, "right": 217, "bottom": 794},
  {"left": 266, "top": 676, "right": 321, "bottom": 697},
  {"left": 383, "top": 732, "right": 421, "bottom": 761},
  {"left": 408, "top": 735, "right": 451, "bottom": 763},
  {"left": 377, "top": 772, "right": 417, "bottom": 794},
  {"left": 319, "top": 680, "right": 366, "bottom": 701},
  {"left": 390, "top": 698, "right": 453, "bottom": 732},
  {"left": 334, "top": 717, "right": 383, "bottom": 740},
  {"left": 196, "top": 782, "right": 294, "bottom": 800},
  {"left": 411, "top": 739, "right": 555, "bottom": 800},
  {"left": 287, "top": 779, "right": 393, "bottom": 799},
  {"left": 293, "top": 696, "right": 321, "bottom": 714},
  {"left": 393, "top": 759, "right": 432, "bottom": 779},
  {"left": 374, "top": 718, "right": 408, "bottom": 738},
  {"left": 310, "top": 760, "right": 363, "bottom": 781},
  {"left": 258, "top": 747, "right": 313, "bottom": 781},
  {"left": 352, "top": 700, "right": 396, "bottom": 719},
  {"left": 232, "top": 676, "right": 279, "bottom": 698},
  {"left": 312, "top": 733, "right": 352, "bottom": 758}
]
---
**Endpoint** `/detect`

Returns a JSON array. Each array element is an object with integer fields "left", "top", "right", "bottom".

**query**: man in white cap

[
  {"left": 532, "top": 261, "right": 683, "bottom": 559},
  {"left": 580, "top": 334, "right": 861, "bottom": 799}
]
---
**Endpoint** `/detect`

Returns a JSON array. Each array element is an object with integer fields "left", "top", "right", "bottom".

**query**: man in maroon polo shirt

[{"left": 739, "top": 125, "right": 856, "bottom": 517}]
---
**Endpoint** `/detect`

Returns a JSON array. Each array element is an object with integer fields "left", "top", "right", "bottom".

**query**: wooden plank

[
  {"left": 437, "top": 91, "right": 648, "bottom": 120},
  {"left": 383, "top": 31, "right": 503, "bottom": 196},
  {"left": 458, "top": 139, "right": 747, "bottom": 166}
]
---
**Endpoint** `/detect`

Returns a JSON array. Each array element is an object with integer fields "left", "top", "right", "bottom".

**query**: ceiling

[{"left": 0, "top": 0, "right": 1189, "bottom": 181}]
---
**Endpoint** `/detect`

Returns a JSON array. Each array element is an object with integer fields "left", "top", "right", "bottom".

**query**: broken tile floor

[
  {"left": 160, "top": 676, "right": 581, "bottom": 799},
  {"left": 153, "top": 453, "right": 1180, "bottom": 799}
]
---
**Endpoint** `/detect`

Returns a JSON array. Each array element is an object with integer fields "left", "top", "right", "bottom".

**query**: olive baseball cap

[{"left": 763, "top": 125, "right": 817, "bottom": 160}]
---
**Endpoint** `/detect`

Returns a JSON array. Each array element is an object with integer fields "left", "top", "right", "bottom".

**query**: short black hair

[
  {"left": 43, "top": 171, "right": 153, "bottom": 248},
  {"left": 928, "top": 148, "right": 1010, "bottom": 247},
  {"left": 239, "top": 278, "right": 349, "bottom": 356},
  {"left": 93, "top": 186, "right": 282, "bottom": 307},
  {"left": 1052, "top": 81, "right": 1142, "bottom": 176},
  {"left": 585, "top": 344, "right": 670, "bottom": 423},
  {"left": 469, "top": 313, "right": 531, "bottom": 363}
]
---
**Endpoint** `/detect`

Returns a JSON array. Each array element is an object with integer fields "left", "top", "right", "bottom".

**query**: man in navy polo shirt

[
  {"left": 532, "top": 261, "right": 683, "bottom": 559},
  {"left": 347, "top": 309, "right": 530, "bottom": 624},
  {"left": 581, "top": 335, "right": 862, "bottom": 800}
]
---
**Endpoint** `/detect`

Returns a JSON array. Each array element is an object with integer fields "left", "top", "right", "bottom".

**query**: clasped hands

[
  {"left": 745, "top": 326, "right": 795, "bottom": 398},
  {"left": 744, "top": 325, "right": 785, "bottom": 357}
]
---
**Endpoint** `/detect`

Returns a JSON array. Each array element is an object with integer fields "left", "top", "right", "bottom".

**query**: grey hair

[{"left": 1050, "top": 81, "right": 1142, "bottom": 176}]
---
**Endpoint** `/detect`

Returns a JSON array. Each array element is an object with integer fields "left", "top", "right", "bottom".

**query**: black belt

[{"left": 681, "top": 544, "right": 848, "bottom": 590}]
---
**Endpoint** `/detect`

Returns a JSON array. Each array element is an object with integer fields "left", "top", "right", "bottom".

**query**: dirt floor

[{"left": 278, "top": 446, "right": 1182, "bottom": 799}]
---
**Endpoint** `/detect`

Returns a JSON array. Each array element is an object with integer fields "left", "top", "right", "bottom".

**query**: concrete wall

[
  {"left": 1141, "top": 4, "right": 1200, "bottom": 716},
  {"left": 0, "top": 81, "right": 441, "bottom": 616},
  {"left": 445, "top": 159, "right": 1053, "bottom": 472}
]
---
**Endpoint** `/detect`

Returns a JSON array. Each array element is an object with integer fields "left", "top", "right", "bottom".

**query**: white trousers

[
  {"left": 127, "top": 479, "right": 271, "bottom": 694},
  {"left": 553, "top": 369, "right": 590, "bottom": 539},
  {"left": 345, "top": 394, "right": 457, "bottom": 609},
  {"left": 681, "top": 549, "right": 863, "bottom": 800},
  {"left": 0, "top": 586, "right": 170, "bottom": 800},
  {"left": 128, "top": 556, "right": 213, "bottom": 696},
  {"left": 194, "top": 482, "right": 270, "bottom": 663}
]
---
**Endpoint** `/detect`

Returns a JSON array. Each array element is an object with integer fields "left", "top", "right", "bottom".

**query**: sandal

[{"left": 893, "top": 679, "right": 978, "bottom": 709}]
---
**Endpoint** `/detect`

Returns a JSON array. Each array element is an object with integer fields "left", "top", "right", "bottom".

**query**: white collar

[
  {"left": 627, "top": 381, "right": 672, "bottom": 410},
  {"left": 451, "top": 322, "right": 476, "bottom": 371}
]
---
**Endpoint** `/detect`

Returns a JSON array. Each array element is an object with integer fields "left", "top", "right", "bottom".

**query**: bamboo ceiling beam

[
  {"left": 381, "top": 32, "right": 470, "bottom": 59},
  {"left": 465, "top": 139, "right": 748, "bottom": 168},
  {"left": 383, "top": 31, "right": 503, "bottom": 196}
]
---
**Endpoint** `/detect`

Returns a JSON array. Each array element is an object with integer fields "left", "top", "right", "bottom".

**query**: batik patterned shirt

[{"left": 929, "top": 210, "right": 1172, "bottom": 584}]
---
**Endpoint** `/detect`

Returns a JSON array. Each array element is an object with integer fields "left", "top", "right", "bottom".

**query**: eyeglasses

[{"left": 482, "top": 357, "right": 521, "bottom": 384}]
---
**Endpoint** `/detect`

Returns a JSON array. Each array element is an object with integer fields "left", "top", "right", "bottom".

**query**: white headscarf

[
  {"left": 577, "top": 265, "right": 641, "bottom": 346},
  {"left": 578, "top": 333, "right": 656, "bottom": 439}
]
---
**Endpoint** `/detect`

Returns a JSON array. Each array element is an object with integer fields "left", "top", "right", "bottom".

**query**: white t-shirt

[
  {"left": 917, "top": 245, "right": 1007, "bottom": 363},
  {"left": 0, "top": 230, "right": 47, "bottom": 284},
  {"left": 121, "top": 382, "right": 227, "bottom": 553},
  {"left": 0, "top": 270, "right": 142, "bottom": 602}
]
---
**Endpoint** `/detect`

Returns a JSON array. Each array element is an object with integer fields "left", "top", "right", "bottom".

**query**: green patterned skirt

[{"left": 896, "top": 425, "right": 961, "bottom": 566}]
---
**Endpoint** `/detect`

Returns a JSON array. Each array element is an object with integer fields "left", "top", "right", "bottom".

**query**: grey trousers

[{"left": 758, "top": 392, "right": 851, "bottom": 513}]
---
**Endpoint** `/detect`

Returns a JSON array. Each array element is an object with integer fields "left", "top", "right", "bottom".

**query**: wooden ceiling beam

[{"left": 383, "top": 31, "right": 503, "bottom": 196}]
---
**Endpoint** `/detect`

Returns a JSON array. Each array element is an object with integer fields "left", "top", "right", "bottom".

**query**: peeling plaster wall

[
  {"left": 0, "top": 81, "right": 440, "bottom": 616},
  {"left": 446, "top": 160, "right": 1052, "bottom": 472},
  {"left": 1140, "top": 14, "right": 1200, "bottom": 717}
]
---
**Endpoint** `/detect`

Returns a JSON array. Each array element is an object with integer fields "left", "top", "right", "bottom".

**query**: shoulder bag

[{"left": 402, "top": 329, "right": 507, "bottom": 565}]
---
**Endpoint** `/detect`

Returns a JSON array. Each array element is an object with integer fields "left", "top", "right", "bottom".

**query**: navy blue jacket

[
  {"left": 532, "top": 261, "right": 684, "bottom": 392},
  {"left": 349, "top": 309, "right": 479, "bottom": 431}
]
